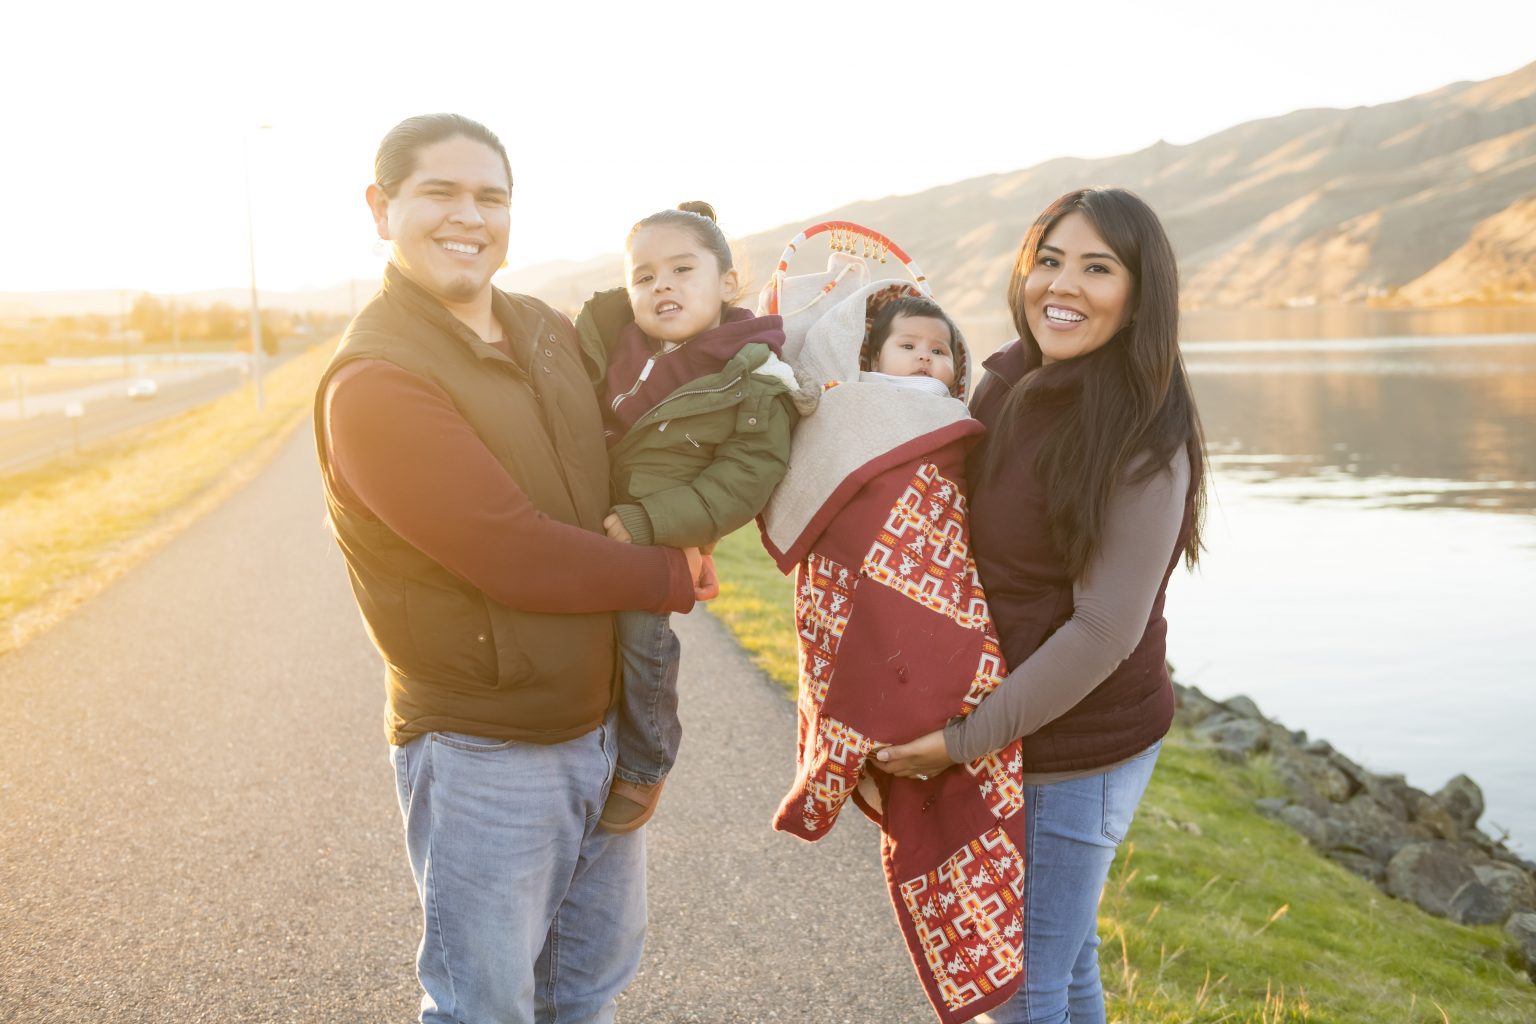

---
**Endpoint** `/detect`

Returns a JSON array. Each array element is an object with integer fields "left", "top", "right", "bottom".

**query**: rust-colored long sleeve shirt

[{"left": 321, "top": 353, "right": 695, "bottom": 616}]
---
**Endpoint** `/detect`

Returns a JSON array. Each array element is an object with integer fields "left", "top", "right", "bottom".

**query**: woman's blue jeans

[{"left": 977, "top": 740, "right": 1162, "bottom": 1024}]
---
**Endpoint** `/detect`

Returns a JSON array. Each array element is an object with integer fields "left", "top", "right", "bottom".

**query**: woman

[{"left": 877, "top": 187, "right": 1206, "bottom": 1024}]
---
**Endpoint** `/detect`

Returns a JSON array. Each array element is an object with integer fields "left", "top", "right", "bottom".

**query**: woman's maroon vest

[{"left": 966, "top": 342, "right": 1190, "bottom": 774}]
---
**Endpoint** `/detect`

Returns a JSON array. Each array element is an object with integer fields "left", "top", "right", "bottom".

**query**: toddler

[{"left": 576, "top": 201, "right": 798, "bottom": 831}]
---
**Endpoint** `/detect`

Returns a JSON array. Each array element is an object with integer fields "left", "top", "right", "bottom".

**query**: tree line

[{"left": 1, "top": 293, "right": 350, "bottom": 360}]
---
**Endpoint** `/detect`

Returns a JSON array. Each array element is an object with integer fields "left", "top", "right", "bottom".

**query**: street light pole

[{"left": 243, "top": 126, "right": 271, "bottom": 411}]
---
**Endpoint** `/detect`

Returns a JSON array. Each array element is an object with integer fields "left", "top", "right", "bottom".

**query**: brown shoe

[{"left": 600, "top": 778, "right": 666, "bottom": 833}]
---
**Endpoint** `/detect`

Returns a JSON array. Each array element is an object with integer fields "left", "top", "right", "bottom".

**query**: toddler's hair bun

[{"left": 677, "top": 200, "right": 718, "bottom": 223}]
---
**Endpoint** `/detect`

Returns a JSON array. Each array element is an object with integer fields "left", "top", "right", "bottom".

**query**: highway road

[
  {"left": 0, "top": 427, "right": 928, "bottom": 1023},
  {"left": 0, "top": 359, "right": 288, "bottom": 477}
]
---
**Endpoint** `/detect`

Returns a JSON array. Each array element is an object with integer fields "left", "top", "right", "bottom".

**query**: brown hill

[
  {"left": 1401, "top": 193, "right": 1536, "bottom": 303},
  {"left": 509, "top": 60, "right": 1536, "bottom": 348}
]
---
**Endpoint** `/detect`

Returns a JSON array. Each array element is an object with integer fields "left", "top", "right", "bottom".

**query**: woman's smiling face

[{"left": 1022, "top": 211, "right": 1135, "bottom": 365}]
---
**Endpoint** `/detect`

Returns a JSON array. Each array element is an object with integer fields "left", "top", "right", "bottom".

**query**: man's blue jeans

[
  {"left": 391, "top": 719, "right": 646, "bottom": 1024},
  {"left": 614, "top": 609, "right": 682, "bottom": 786},
  {"left": 977, "top": 740, "right": 1162, "bottom": 1024}
]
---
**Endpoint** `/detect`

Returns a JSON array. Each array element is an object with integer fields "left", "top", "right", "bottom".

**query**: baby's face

[{"left": 873, "top": 315, "right": 956, "bottom": 388}]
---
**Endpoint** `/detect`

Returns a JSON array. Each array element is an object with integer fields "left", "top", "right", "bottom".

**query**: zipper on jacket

[
  {"left": 525, "top": 315, "right": 584, "bottom": 519},
  {"left": 615, "top": 373, "right": 747, "bottom": 454},
  {"left": 646, "top": 374, "right": 743, "bottom": 418},
  {"left": 610, "top": 354, "right": 658, "bottom": 415}
]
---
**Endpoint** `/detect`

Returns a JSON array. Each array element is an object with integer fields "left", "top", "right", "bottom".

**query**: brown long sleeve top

[{"left": 321, "top": 352, "right": 695, "bottom": 616}]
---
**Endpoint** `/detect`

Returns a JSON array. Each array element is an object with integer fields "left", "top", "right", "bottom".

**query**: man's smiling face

[{"left": 367, "top": 135, "right": 511, "bottom": 312}]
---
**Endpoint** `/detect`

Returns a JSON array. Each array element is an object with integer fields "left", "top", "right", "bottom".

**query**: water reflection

[
  {"left": 1164, "top": 332, "right": 1536, "bottom": 853},
  {"left": 1182, "top": 306, "right": 1536, "bottom": 342},
  {"left": 1185, "top": 337, "right": 1536, "bottom": 510}
]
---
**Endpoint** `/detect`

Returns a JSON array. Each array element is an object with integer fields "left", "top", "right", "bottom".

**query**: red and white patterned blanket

[{"left": 763, "top": 426, "right": 1027, "bottom": 1024}]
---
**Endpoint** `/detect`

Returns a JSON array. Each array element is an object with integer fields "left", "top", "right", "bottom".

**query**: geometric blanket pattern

[
  {"left": 898, "top": 825, "right": 1026, "bottom": 1012},
  {"left": 776, "top": 456, "right": 1027, "bottom": 1022}
]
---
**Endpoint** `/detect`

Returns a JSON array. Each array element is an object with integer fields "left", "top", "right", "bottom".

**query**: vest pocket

[{"left": 402, "top": 579, "right": 499, "bottom": 684}]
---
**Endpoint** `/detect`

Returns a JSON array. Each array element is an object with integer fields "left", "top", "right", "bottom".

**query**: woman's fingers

[{"left": 871, "top": 731, "right": 953, "bottom": 778}]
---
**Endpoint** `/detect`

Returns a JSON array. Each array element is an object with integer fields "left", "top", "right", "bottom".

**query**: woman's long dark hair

[{"left": 979, "top": 187, "right": 1206, "bottom": 577}]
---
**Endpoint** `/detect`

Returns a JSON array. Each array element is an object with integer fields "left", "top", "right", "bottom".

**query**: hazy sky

[{"left": 5, "top": 0, "right": 1534, "bottom": 295}]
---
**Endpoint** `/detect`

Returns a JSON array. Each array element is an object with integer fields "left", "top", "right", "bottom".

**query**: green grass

[
  {"left": 706, "top": 525, "right": 1536, "bottom": 1023},
  {"left": 0, "top": 345, "right": 330, "bottom": 654},
  {"left": 708, "top": 525, "right": 799, "bottom": 690}
]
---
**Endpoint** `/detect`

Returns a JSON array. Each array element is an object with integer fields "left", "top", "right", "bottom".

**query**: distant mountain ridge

[
  {"left": 9, "top": 63, "right": 1531, "bottom": 336},
  {"left": 508, "top": 60, "right": 1536, "bottom": 339}
]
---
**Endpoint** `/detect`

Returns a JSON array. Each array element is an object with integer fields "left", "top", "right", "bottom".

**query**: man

[{"left": 314, "top": 113, "right": 712, "bottom": 1024}]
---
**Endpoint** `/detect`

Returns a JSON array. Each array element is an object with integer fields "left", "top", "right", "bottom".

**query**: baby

[
  {"left": 760, "top": 279, "right": 1027, "bottom": 1023},
  {"left": 852, "top": 294, "right": 962, "bottom": 811},
  {"left": 859, "top": 295, "right": 960, "bottom": 398}
]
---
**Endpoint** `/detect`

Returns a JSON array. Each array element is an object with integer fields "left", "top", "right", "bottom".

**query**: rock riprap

[{"left": 1173, "top": 682, "right": 1536, "bottom": 964}]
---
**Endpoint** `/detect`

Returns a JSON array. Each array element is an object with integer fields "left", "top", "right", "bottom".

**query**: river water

[{"left": 1163, "top": 315, "right": 1536, "bottom": 853}]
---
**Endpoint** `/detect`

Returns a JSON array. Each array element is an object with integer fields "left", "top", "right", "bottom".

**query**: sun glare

[{"left": 3, "top": 1, "right": 1535, "bottom": 298}]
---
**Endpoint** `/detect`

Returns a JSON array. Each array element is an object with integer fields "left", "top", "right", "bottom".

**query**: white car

[{"left": 126, "top": 378, "right": 159, "bottom": 399}]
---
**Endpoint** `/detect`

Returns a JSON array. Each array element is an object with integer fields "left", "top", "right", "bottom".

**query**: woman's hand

[{"left": 873, "top": 729, "right": 955, "bottom": 780}]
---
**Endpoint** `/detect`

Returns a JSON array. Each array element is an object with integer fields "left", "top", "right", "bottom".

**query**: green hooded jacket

[{"left": 575, "top": 288, "right": 798, "bottom": 549}]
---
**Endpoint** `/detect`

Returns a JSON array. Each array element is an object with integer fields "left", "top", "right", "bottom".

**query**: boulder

[
  {"left": 1386, "top": 842, "right": 1479, "bottom": 917},
  {"left": 1360, "top": 774, "right": 1411, "bottom": 822},
  {"left": 1507, "top": 913, "right": 1536, "bottom": 981},
  {"left": 1474, "top": 863, "right": 1536, "bottom": 913},
  {"left": 1327, "top": 794, "right": 1424, "bottom": 860},
  {"left": 1435, "top": 774, "right": 1484, "bottom": 830},
  {"left": 1406, "top": 789, "right": 1461, "bottom": 840},
  {"left": 1302, "top": 738, "right": 1335, "bottom": 757},
  {"left": 1448, "top": 880, "right": 1509, "bottom": 926},
  {"left": 1269, "top": 744, "right": 1355, "bottom": 805},
  {"left": 1460, "top": 828, "right": 1498, "bottom": 855},
  {"left": 1172, "top": 684, "right": 1224, "bottom": 727},
  {"left": 1327, "top": 751, "right": 1375, "bottom": 794},
  {"left": 1279, "top": 804, "right": 1333, "bottom": 848},
  {"left": 1264, "top": 720, "right": 1304, "bottom": 753},
  {"left": 1327, "top": 849, "right": 1387, "bottom": 884},
  {"left": 1491, "top": 848, "right": 1536, "bottom": 873},
  {"left": 1254, "top": 797, "right": 1288, "bottom": 817},
  {"left": 1222, "top": 695, "right": 1264, "bottom": 720},
  {"left": 1195, "top": 715, "right": 1269, "bottom": 762}
]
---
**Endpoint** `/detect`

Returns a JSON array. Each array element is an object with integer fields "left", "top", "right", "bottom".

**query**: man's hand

[
  {"left": 603, "top": 513, "right": 633, "bottom": 543},
  {"left": 694, "top": 553, "right": 720, "bottom": 602},
  {"left": 872, "top": 729, "right": 955, "bottom": 780},
  {"left": 682, "top": 548, "right": 721, "bottom": 602}
]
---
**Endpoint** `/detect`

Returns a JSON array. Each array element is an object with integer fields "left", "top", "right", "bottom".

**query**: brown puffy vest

[
  {"left": 967, "top": 345, "right": 1190, "bottom": 773},
  {"left": 314, "top": 268, "right": 618, "bottom": 746}
]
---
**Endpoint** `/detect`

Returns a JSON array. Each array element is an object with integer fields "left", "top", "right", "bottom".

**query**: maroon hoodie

[{"left": 602, "top": 307, "right": 785, "bottom": 444}]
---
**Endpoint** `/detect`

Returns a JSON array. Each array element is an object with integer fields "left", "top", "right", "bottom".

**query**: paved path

[{"left": 0, "top": 426, "right": 929, "bottom": 1022}]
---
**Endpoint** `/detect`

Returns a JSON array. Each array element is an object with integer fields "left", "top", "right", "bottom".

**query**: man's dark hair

[{"left": 374, "top": 113, "right": 512, "bottom": 197}]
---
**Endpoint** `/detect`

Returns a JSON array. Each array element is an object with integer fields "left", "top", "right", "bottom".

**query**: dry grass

[{"left": 0, "top": 361, "right": 130, "bottom": 401}]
